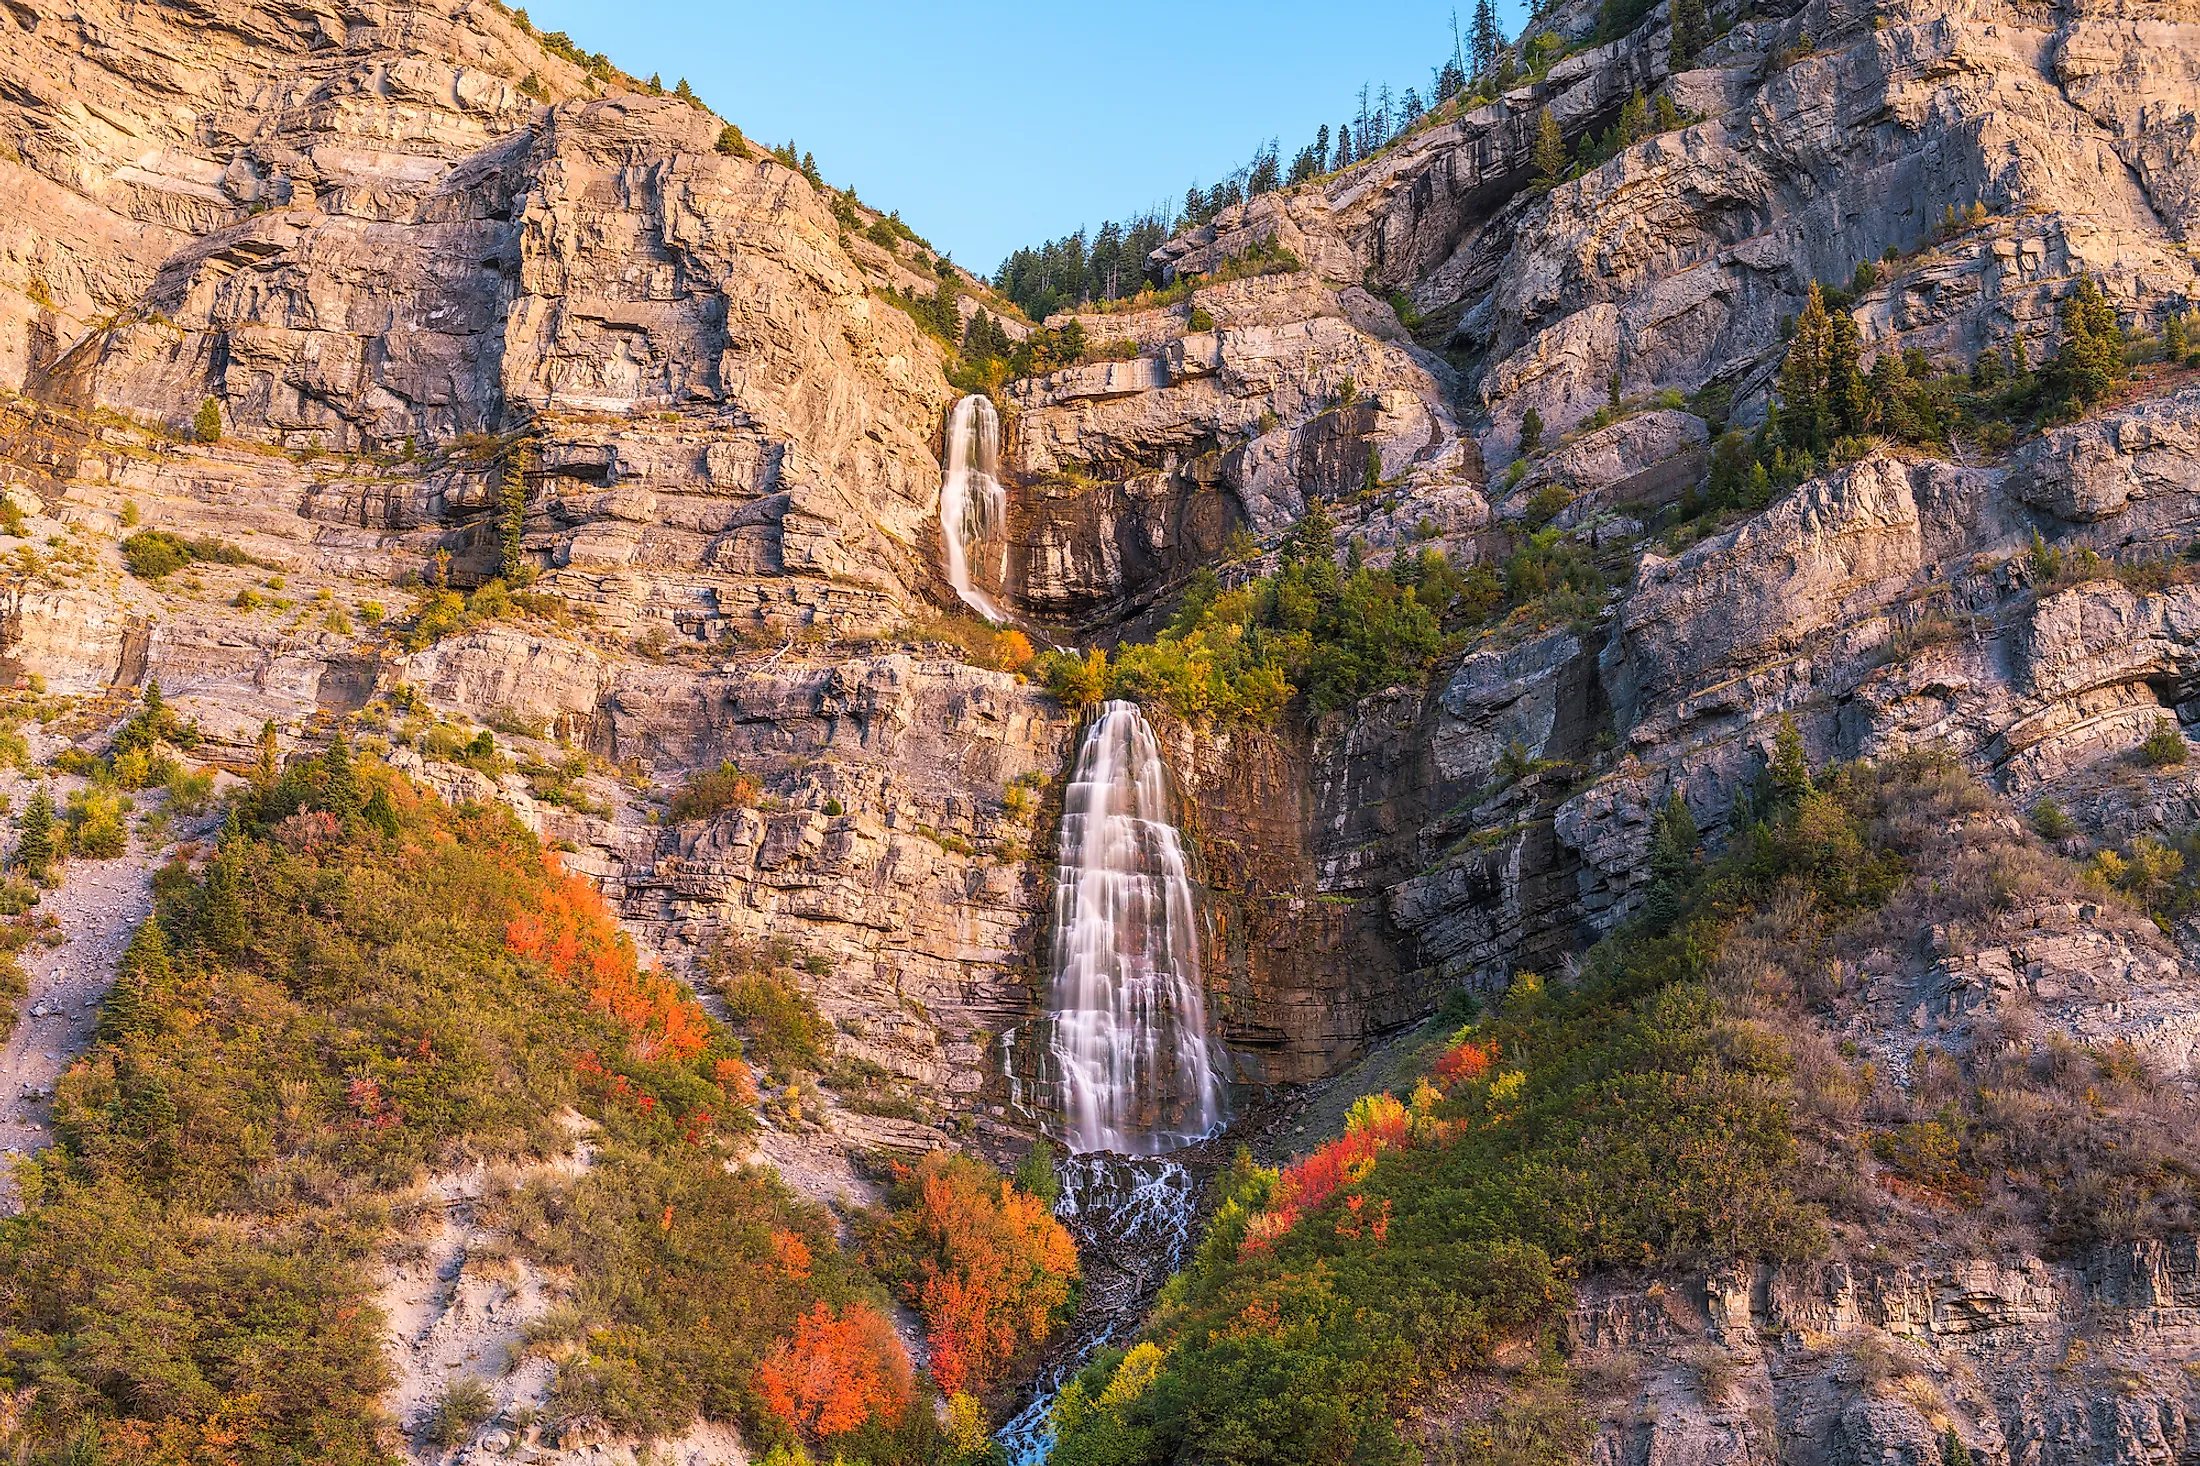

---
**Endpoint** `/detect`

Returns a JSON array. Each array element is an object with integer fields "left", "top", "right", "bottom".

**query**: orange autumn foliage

[
  {"left": 883, "top": 1152, "right": 1079, "bottom": 1397},
  {"left": 757, "top": 1301, "right": 913, "bottom": 1439},
  {"left": 1433, "top": 1037, "right": 1494, "bottom": 1087},
  {"left": 506, "top": 855, "right": 709, "bottom": 1062},
  {"left": 772, "top": 1228, "right": 814, "bottom": 1280},
  {"left": 1241, "top": 1093, "right": 1414, "bottom": 1258}
]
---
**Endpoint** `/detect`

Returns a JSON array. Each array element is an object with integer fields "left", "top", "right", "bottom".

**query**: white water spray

[
  {"left": 1047, "top": 700, "right": 1226, "bottom": 1156},
  {"left": 939, "top": 393, "right": 1008, "bottom": 622}
]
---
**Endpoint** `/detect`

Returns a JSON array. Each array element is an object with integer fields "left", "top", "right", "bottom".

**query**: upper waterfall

[
  {"left": 1047, "top": 700, "right": 1226, "bottom": 1155},
  {"left": 939, "top": 393, "right": 1008, "bottom": 623}
]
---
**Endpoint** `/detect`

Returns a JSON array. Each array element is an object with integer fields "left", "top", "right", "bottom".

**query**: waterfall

[
  {"left": 939, "top": 393, "right": 1008, "bottom": 623},
  {"left": 1047, "top": 700, "right": 1226, "bottom": 1156},
  {"left": 996, "top": 1154, "right": 1201, "bottom": 1464}
]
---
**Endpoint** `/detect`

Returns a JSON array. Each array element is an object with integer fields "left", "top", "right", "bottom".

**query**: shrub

[
  {"left": 120, "top": 530, "right": 258, "bottom": 580},
  {"left": 756, "top": 1301, "right": 913, "bottom": 1440},
  {"left": 707, "top": 946, "right": 835, "bottom": 1074},
  {"left": 2140, "top": 717, "right": 2187, "bottom": 766},
  {"left": 421, "top": 1377, "right": 496, "bottom": 1448},
  {"left": 668, "top": 759, "right": 762, "bottom": 822},
  {"left": 192, "top": 397, "right": 222, "bottom": 443},
  {"left": 2029, "top": 798, "right": 2078, "bottom": 842},
  {"left": 861, "top": 1151, "right": 1079, "bottom": 1397},
  {"left": 1187, "top": 305, "right": 1216, "bottom": 332},
  {"left": 65, "top": 786, "right": 129, "bottom": 858}
]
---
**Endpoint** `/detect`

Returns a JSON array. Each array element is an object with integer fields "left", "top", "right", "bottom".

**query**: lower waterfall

[{"left": 1046, "top": 699, "right": 1226, "bottom": 1156}]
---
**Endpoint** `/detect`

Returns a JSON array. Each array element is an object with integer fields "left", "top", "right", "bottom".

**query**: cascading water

[
  {"left": 1046, "top": 700, "right": 1226, "bottom": 1155},
  {"left": 995, "top": 704, "right": 1227, "bottom": 1459},
  {"left": 997, "top": 1154, "right": 1200, "bottom": 1464},
  {"left": 939, "top": 393, "right": 1008, "bottom": 623}
]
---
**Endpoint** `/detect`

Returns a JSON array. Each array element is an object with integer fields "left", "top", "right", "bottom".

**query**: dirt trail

[{"left": 0, "top": 839, "right": 155, "bottom": 1213}]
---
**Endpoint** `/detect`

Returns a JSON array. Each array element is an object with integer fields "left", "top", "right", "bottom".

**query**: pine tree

[
  {"left": 320, "top": 733, "right": 362, "bottom": 821},
  {"left": 1520, "top": 406, "right": 1544, "bottom": 454},
  {"left": 16, "top": 785, "right": 55, "bottom": 880},
  {"left": 1335, "top": 119, "right": 1355, "bottom": 170},
  {"left": 2047, "top": 275, "right": 2124, "bottom": 408},
  {"left": 1641, "top": 792, "right": 1698, "bottom": 931},
  {"left": 2166, "top": 313, "right": 2187, "bottom": 360},
  {"left": 255, "top": 719, "right": 280, "bottom": 787},
  {"left": 363, "top": 784, "right": 401, "bottom": 839},
  {"left": 201, "top": 843, "right": 248, "bottom": 958},
  {"left": 1671, "top": 0, "right": 1709, "bottom": 67},
  {"left": 1779, "top": 282, "right": 1836, "bottom": 452},
  {"left": 101, "top": 916, "right": 174, "bottom": 1043},
  {"left": 1829, "top": 310, "right": 1867, "bottom": 437},
  {"left": 1531, "top": 109, "right": 1567, "bottom": 182},
  {"left": 1471, "top": 0, "right": 1502, "bottom": 78},
  {"left": 1616, "top": 90, "right": 1650, "bottom": 148},
  {"left": 1363, "top": 444, "right": 1383, "bottom": 497},
  {"left": 1768, "top": 714, "right": 1813, "bottom": 809},
  {"left": 500, "top": 449, "right": 528, "bottom": 580}
]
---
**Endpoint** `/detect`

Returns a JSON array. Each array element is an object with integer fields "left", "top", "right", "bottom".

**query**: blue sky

[{"left": 515, "top": 0, "right": 1527, "bottom": 274}]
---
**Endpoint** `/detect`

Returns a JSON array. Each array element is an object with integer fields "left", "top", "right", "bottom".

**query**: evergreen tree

[
  {"left": 1531, "top": 108, "right": 1567, "bottom": 182},
  {"left": 1615, "top": 89, "right": 1651, "bottom": 147},
  {"left": 1828, "top": 310, "right": 1868, "bottom": 436},
  {"left": 320, "top": 733, "right": 362, "bottom": 822},
  {"left": 1778, "top": 282, "right": 1836, "bottom": 452},
  {"left": 1471, "top": 0, "right": 1502, "bottom": 77},
  {"left": 1363, "top": 444, "right": 1383, "bottom": 497},
  {"left": 1671, "top": 0, "right": 1709, "bottom": 67},
  {"left": 800, "top": 152, "right": 823, "bottom": 188},
  {"left": 16, "top": 785, "right": 55, "bottom": 880},
  {"left": 254, "top": 719, "right": 280, "bottom": 787},
  {"left": 1434, "top": 56, "right": 1467, "bottom": 104},
  {"left": 2166, "top": 312, "right": 2187, "bottom": 361},
  {"left": 1768, "top": 714, "right": 1813, "bottom": 809},
  {"left": 200, "top": 842, "right": 248, "bottom": 958},
  {"left": 100, "top": 916, "right": 173, "bottom": 1044},
  {"left": 1640, "top": 791, "right": 1698, "bottom": 931},
  {"left": 2046, "top": 276, "right": 2124, "bottom": 408},
  {"left": 500, "top": 449, "right": 528, "bottom": 580},
  {"left": 1335, "top": 119, "right": 1355, "bottom": 171},
  {"left": 673, "top": 77, "right": 699, "bottom": 106},
  {"left": 1520, "top": 406, "right": 1544, "bottom": 454},
  {"left": 363, "top": 784, "right": 402, "bottom": 839}
]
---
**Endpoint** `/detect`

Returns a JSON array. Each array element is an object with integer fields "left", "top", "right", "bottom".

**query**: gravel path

[{"left": 0, "top": 840, "right": 157, "bottom": 1214}]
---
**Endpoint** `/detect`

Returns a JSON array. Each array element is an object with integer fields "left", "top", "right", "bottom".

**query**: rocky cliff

[{"left": 7, "top": 0, "right": 2200, "bottom": 1452}]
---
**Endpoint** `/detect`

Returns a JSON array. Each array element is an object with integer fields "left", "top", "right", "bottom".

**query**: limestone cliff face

[{"left": 9, "top": 0, "right": 2200, "bottom": 1444}]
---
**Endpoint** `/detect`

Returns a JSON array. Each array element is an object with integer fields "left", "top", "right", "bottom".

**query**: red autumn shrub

[
  {"left": 1433, "top": 1038, "right": 1493, "bottom": 1087},
  {"left": 1242, "top": 1093, "right": 1415, "bottom": 1258},
  {"left": 506, "top": 854, "right": 711, "bottom": 1062},
  {"left": 756, "top": 1301, "right": 913, "bottom": 1438},
  {"left": 868, "top": 1152, "right": 1079, "bottom": 1396}
]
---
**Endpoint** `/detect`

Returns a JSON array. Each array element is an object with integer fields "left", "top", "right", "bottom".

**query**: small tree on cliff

[
  {"left": 2045, "top": 276, "right": 2125, "bottom": 411},
  {"left": 15, "top": 786, "right": 56, "bottom": 881},
  {"left": 192, "top": 397, "right": 222, "bottom": 443},
  {"left": 1531, "top": 109, "right": 1567, "bottom": 183}
]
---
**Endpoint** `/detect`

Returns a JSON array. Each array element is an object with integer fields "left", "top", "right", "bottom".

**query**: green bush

[
  {"left": 718, "top": 969, "right": 833, "bottom": 1075},
  {"left": 2140, "top": 717, "right": 2187, "bottom": 766},
  {"left": 668, "top": 759, "right": 762, "bottom": 822},
  {"left": 192, "top": 397, "right": 222, "bottom": 443},
  {"left": 422, "top": 1377, "right": 496, "bottom": 1448},
  {"left": 120, "top": 530, "right": 258, "bottom": 580}
]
